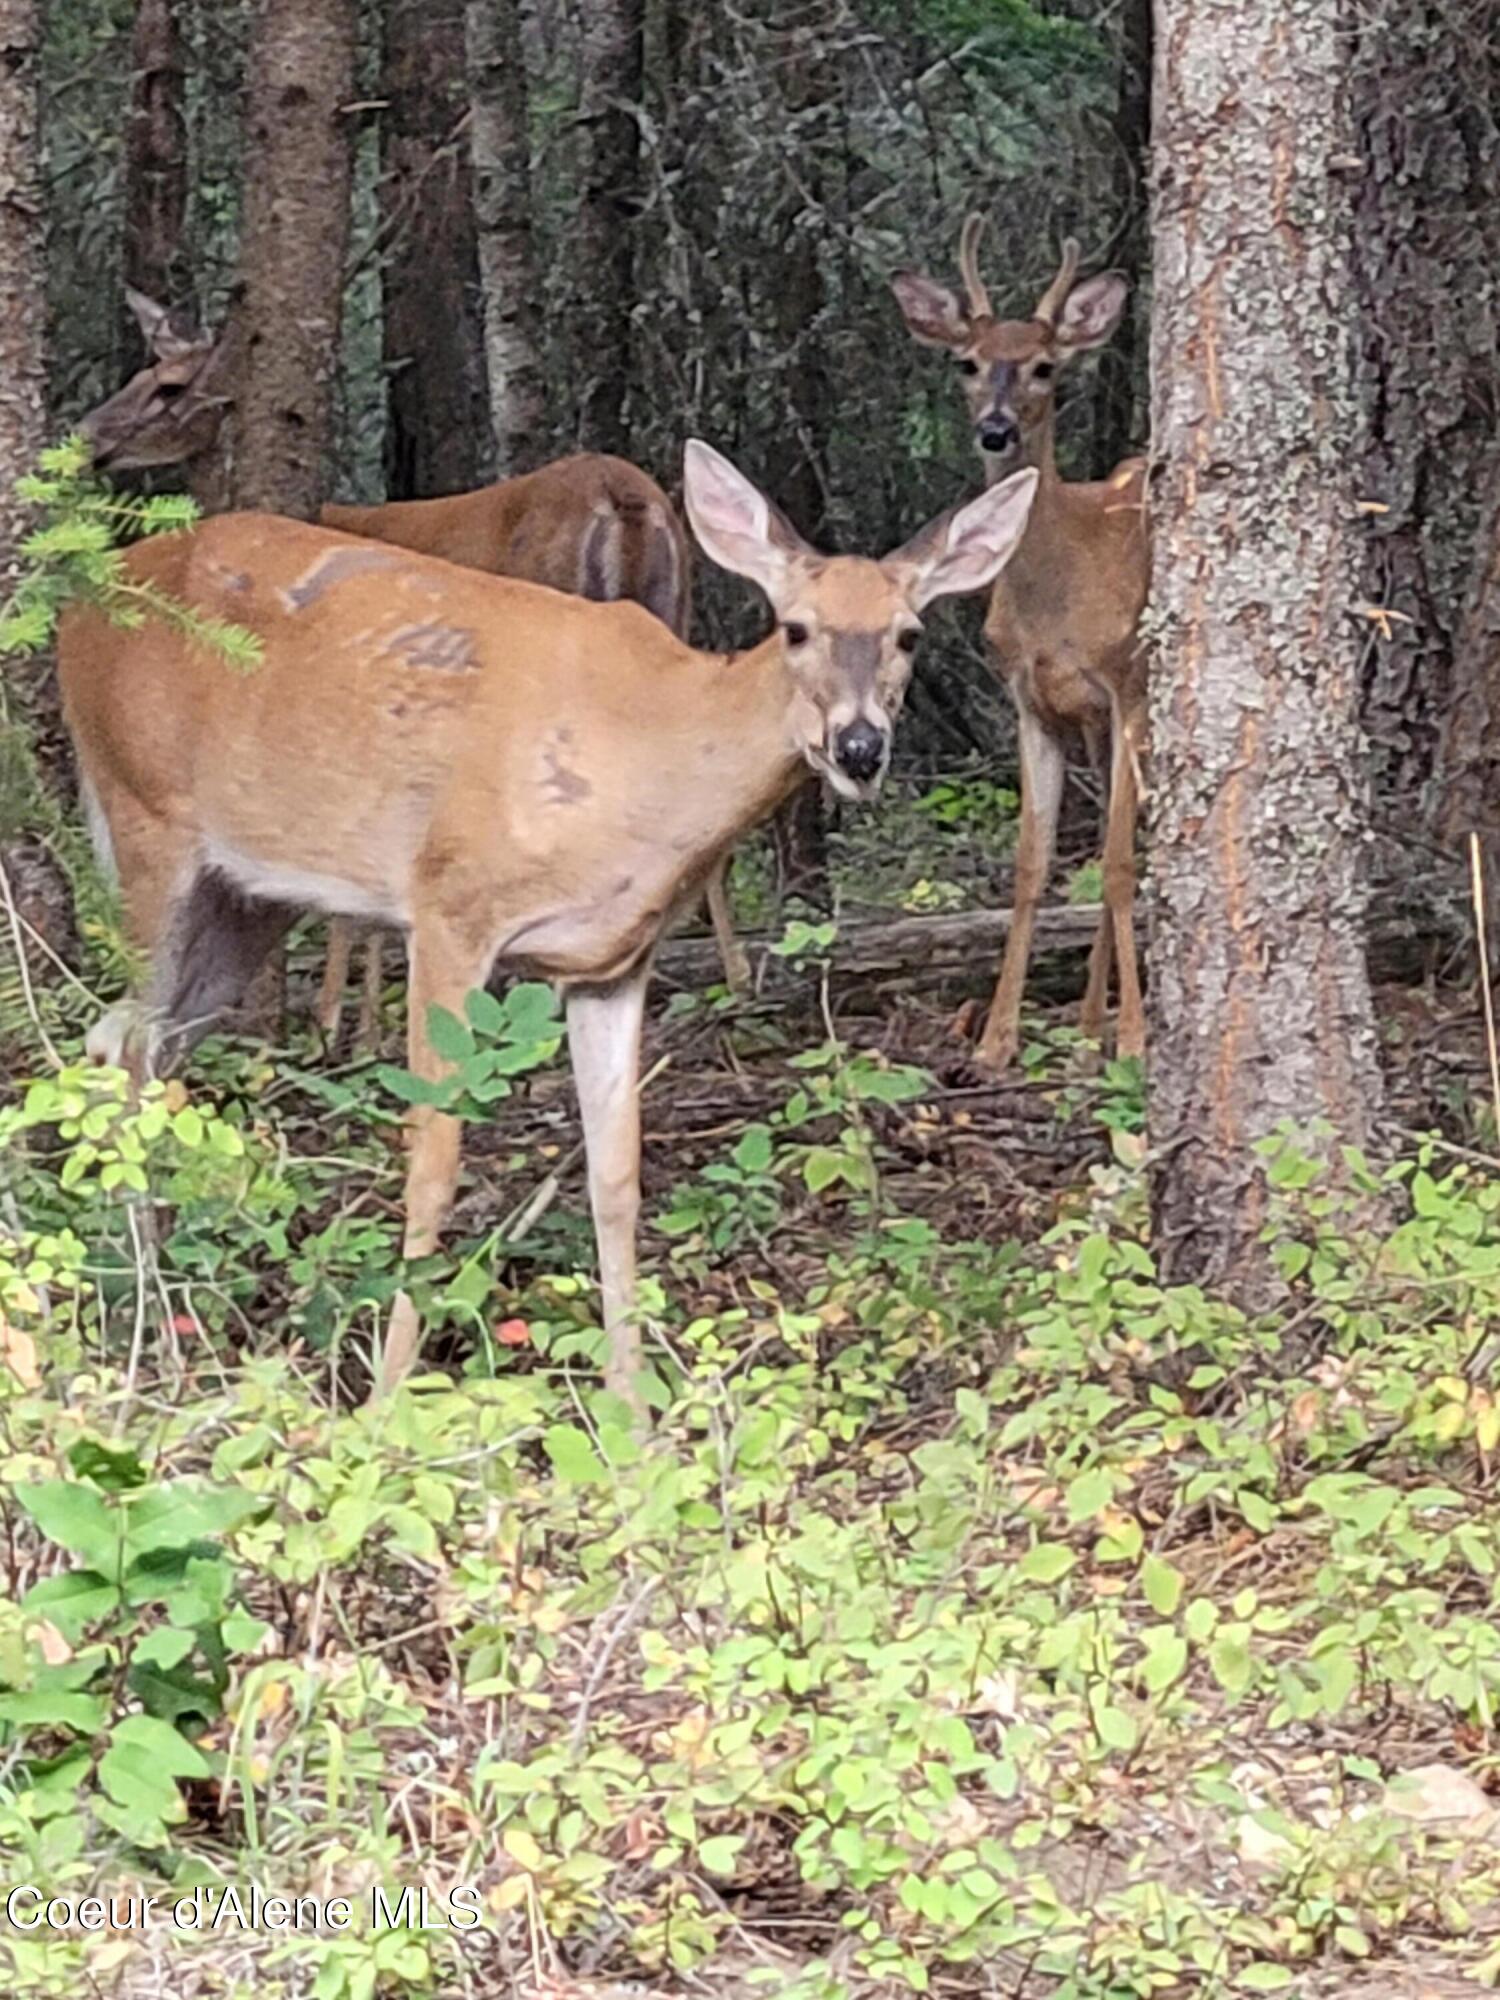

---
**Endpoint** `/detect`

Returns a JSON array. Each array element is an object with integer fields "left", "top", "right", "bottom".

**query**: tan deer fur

[
  {"left": 79, "top": 291, "right": 747, "bottom": 1032},
  {"left": 58, "top": 442, "right": 1037, "bottom": 1411},
  {"left": 893, "top": 220, "right": 1150, "bottom": 1071}
]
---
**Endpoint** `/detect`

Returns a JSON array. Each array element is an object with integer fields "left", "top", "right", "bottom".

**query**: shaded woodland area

[{"left": 3, "top": 1, "right": 1500, "bottom": 1996}]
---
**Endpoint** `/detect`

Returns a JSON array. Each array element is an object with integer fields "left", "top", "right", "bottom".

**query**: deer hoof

[{"left": 951, "top": 997, "right": 982, "bottom": 1042}]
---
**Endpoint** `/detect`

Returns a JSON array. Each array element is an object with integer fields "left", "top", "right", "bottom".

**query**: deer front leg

[
  {"left": 1102, "top": 713, "right": 1144, "bottom": 1062},
  {"left": 976, "top": 708, "right": 1065, "bottom": 1073},
  {"left": 704, "top": 854, "right": 750, "bottom": 994},
  {"left": 374, "top": 915, "right": 492, "bottom": 1400},
  {"left": 566, "top": 964, "right": 651, "bottom": 1419}
]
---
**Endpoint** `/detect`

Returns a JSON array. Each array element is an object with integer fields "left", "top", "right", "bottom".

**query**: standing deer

[
  {"left": 78, "top": 288, "right": 748, "bottom": 1032},
  {"left": 893, "top": 220, "right": 1150, "bottom": 1072},
  {"left": 58, "top": 443, "right": 1037, "bottom": 1410}
]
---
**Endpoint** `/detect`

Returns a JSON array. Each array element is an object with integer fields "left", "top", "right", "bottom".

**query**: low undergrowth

[{"left": 3, "top": 1032, "right": 1500, "bottom": 1998}]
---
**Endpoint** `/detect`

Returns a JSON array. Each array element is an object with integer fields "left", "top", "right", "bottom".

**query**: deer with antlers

[
  {"left": 58, "top": 443, "right": 1037, "bottom": 1410},
  {"left": 79, "top": 289, "right": 749, "bottom": 1033},
  {"left": 893, "top": 220, "right": 1149, "bottom": 1073}
]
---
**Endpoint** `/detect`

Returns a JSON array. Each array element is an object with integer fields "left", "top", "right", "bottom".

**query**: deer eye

[
  {"left": 157, "top": 382, "right": 188, "bottom": 403},
  {"left": 1031, "top": 361, "right": 1055, "bottom": 382},
  {"left": 896, "top": 629, "right": 920, "bottom": 656},
  {"left": 783, "top": 621, "right": 809, "bottom": 647},
  {"left": 958, "top": 358, "right": 979, "bottom": 377}
]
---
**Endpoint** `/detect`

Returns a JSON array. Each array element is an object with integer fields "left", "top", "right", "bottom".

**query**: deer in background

[
  {"left": 894, "top": 220, "right": 1150, "bottom": 1073},
  {"left": 58, "top": 443, "right": 1038, "bottom": 1411},
  {"left": 78, "top": 288, "right": 749, "bottom": 1037}
]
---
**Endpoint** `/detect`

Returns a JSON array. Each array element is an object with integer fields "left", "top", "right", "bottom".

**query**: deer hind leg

[
  {"left": 375, "top": 914, "right": 495, "bottom": 1399},
  {"left": 976, "top": 708, "right": 1065, "bottom": 1074},
  {"left": 1077, "top": 718, "right": 1113, "bottom": 1047},
  {"left": 566, "top": 964, "right": 651, "bottom": 1420},
  {"left": 704, "top": 855, "right": 750, "bottom": 994},
  {"left": 354, "top": 929, "right": 386, "bottom": 1053},
  {"left": 1102, "top": 713, "right": 1144, "bottom": 1063},
  {"left": 315, "top": 918, "right": 356, "bottom": 1040}
]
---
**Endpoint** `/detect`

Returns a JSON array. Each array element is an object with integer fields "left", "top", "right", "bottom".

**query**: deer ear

[
  {"left": 682, "top": 440, "right": 812, "bottom": 605},
  {"left": 1056, "top": 272, "right": 1128, "bottom": 352},
  {"left": 124, "top": 287, "right": 173, "bottom": 347},
  {"left": 887, "top": 469, "right": 1038, "bottom": 611},
  {"left": 891, "top": 272, "right": 971, "bottom": 350}
]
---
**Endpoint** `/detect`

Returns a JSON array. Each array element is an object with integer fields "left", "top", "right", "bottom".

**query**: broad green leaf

[
  {"left": 698, "top": 1835, "right": 744, "bottom": 1876},
  {"left": 18, "top": 1482, "right": 119, "bottom": 1574},
  {"left": 1141, "top": 1554, "right": 1184, "bottom": 1617},
  {"left": 543, "top": 1425, "right": 607, "bottom": 1486}
]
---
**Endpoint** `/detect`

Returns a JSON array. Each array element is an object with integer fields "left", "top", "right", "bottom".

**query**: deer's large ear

[
  {"left": 1056, "top": 272, "right": 1128, "bottom": 352},
  {"left": 887, "top": 469, "right": 1038, "bottom": 611},
  {"left": 124, "top": 286, "right": 212, "bottom": 364},
  {"left": 891, "top": 272, "right": 971, "bottom": 350},
  {"left": 682, "top": 440, "right": 813, "bottom": 605}
]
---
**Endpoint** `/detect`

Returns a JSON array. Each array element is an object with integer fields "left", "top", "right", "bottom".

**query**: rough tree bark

[
  {"left": 465, "top": 0, "right": 546, "bottom": 473},
  {"left": 1437, "top": 457, "right": 1500, "bottom": 854},
  {"left": 1146, "top": 0, "right": 1385, "bottom": 1299},
  {"left": 381, "top": 0, "right": 488, "bottom": 498},
  {"left": 229, "top": 0, "right": 357, "bottom": 520},
  {"left": 1093, "top": 0, "right": 1152, "bottom": 477},
  {"left": 123, "top": 0, "right": 187, "bottom": 306},
  {"left": 573, "top": 0, "right": 643, "bottom": 453},
  {"left": 0, "top": 0, "right": 46, "bottom": 583},
  {"left": 1351, "top": 0, "right": 1500, "bottom": 804},
  {"left": 763, "top": 8, "right": 837, "bottom": 900}
]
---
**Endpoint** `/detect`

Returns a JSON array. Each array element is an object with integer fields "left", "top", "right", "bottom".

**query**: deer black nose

[
  {"left": 834, "top": 719, "right": 887, "bottom": 783},
  {"left": 979, "top": 420, "right": 1019, "bottom": 455}
]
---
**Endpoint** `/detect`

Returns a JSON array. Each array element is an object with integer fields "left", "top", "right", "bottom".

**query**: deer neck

[
  {"left": 692, "top": 637, "right": 810, "bottom": 840},
  {"left": 989, "top": 408, "right": 1065, "bottom": 568}
]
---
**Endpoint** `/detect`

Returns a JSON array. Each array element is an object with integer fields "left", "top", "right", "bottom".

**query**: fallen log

[{"left": 654, "top": 894, "right": 1451, "bottom": 1003}]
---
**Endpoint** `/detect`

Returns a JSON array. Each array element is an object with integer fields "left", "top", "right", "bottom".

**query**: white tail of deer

[
  {"left": 893, "top": 220, "right": 1150, "bottom": 1072},
  {"left": 58, "top": 442, "right": 1036, "bottom": 1413},
  {"left": 79, "top": 289, "right": 750, "bottom": 1025}
]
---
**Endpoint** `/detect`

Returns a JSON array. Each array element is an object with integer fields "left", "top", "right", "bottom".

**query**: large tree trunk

[
  {"left": 1146, "top": 0, "right": 1385, "bottom": 1301},
  {"left": 465, "top": 0, "right": 546, "bottom": 473},
  {"left": 380, "top": 0, "right": 488, "bottom": 499},
  {"left": 573, "top": 0, "right": 643, "bottom": 453},
  {"left": 1351, "top": 0, "right": 1500, "bottom": 806},
  {"left": 229, "top": 0, "right": 357, "bottom": 520},
  {"left": 123, "top": 0, "right": 187, "bottom": 307},
  {"left": 0, "top": 0, "right": 46, "bottom": 584}
]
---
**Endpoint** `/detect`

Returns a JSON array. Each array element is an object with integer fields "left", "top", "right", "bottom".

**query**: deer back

[{"left": 321, "top": 454, "right": 692, "bottom": 640}]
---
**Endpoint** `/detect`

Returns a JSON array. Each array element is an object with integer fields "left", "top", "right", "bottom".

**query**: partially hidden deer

[
  {"left": 57, "top": 442, "right": 1037, "bottom": 1411},
  {"left": 893, "top": 221, "right": 1150, "bottom": 1072},
  {"left": 78, "top": 288, "right": 748, "bottom": 1036}
]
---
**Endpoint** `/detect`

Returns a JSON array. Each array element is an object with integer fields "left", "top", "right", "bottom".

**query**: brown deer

[
  {"left": 893, "top": 220, "right": 1149, "bottom": 1072},
  {"left": 79, "top": 289, "right": 748, "bottom": 1033},
  {"left": 58, "top": 443, "right": 1038, "bottom": 1410}
]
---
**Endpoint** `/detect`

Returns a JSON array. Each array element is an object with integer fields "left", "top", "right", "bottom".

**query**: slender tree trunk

[
  {"left": 123, "top": 0, "right": 187, "bottom": 306},
  {"left": 465, "top": 0, "right": 546, "bottom": 473},
  {"left": 0, "top": 0, "right": 46, "bottom": 584},
  {"left": 1093, "top": 0, "right": 1151, "bottom": 476},
  {"left": 1351, "top": 0, "right": 1500, "bottom": 805},
  {"left": 381, "top": 0, "right": 488, "bottom": 498},
  {"left": 229, "top": 0, "right": 357, "bottom": 519},
  {"left": 1437, "top": 457, "right": 1500, "bottom": 855},
  {"left": 227, "top": 0, "right": 356, "bottom": 1030},
  {"left": 763, "top": 10, "right": 837, "bottom": 901},
  {"left": 574, "top": 0, "right": 643, "bottom": 453},
  {"left": 1146, "top": 0, "right": 1384, "bottom": 1301}
]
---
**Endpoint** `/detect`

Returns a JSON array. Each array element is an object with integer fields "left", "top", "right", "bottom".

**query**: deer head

[
  {"left": 80, "top": 290, "right": 234, "bottom": 472},
  {"left": 683, "top": 440, "right": 1037, "bottom": 800},
  {"left": 892, "top": 219, "right": 1127, "bottom": 475}
]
